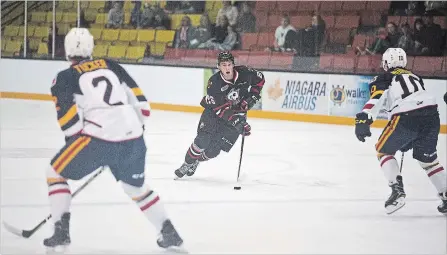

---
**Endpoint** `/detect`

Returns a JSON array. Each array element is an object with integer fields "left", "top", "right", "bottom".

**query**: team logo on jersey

[
  {"left": 227, "top": 88, "right": 240, "bottom": 103},
  {"left": 330, "top": 85, "right": 346, "bottom": 105}
]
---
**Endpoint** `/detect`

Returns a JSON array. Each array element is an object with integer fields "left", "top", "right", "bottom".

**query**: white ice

[{"left": 1, "top": 99, "right": 446, "bottom": 254}]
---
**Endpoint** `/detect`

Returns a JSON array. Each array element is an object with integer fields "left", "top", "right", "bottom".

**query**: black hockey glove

[
  {"left": 229, "top": 115, "right": 251, "bottom": 136},
  {"left": 240, "top": 93, "right": 261, "bottom": 111},
  {"left": 355, "top": 112, "right": 373, "bottom": 142}
]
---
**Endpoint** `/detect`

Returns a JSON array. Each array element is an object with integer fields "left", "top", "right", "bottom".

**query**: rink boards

[{"left": 1, "top": 58, "right": 446, "bottom": 133}]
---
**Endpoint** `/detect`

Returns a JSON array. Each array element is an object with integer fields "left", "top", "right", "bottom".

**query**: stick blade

[{"left": 2, "top": 221, "right": 26, "bottom": 238}]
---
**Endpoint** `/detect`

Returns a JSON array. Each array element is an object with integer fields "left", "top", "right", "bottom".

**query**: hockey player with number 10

[
  {"left": 174, "top": 51, "right": 265, "bottom": 178},
  {"left": 355, "top": 48, "right": 447, "bottom": 215},
  {"left": 44, "top": 28, "right": 183, "bottom": 251}
]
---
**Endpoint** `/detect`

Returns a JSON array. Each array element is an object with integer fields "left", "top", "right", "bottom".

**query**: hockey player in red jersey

[
  {"left": 355, "top": 48, "right": 447, "bottom": 215},
  {"left": 174, "top": 51, "right": 265, "bottom": 178},
  {"left": 44, "top": 28, "right": 184, "bottom": 251}
]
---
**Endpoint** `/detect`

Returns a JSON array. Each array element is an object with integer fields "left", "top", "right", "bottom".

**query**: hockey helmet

[
  {"left": 64, "top": 27, "right": 94, "bottom": 61},
  {"left": 382, "top": 48, "right": 407, "bottom": 71},
  {"left": 217, "top": 51, "right": 234, "bottom": 65}
]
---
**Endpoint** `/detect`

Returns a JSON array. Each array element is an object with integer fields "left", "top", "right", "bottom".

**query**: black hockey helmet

[{"left": 217, "top": 51, "right": 234, "bottom": 65}]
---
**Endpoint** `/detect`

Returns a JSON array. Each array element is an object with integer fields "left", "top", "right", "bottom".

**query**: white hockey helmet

[
  {"left": 64, "top": 27, "right": 94, "bottom": 61},
  {"left": 381, "top": 48, "right": 407, "bottom": 71}
]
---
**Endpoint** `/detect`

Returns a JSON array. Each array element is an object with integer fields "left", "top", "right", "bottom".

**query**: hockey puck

[{"left": 234, "top": 186, "right": 241, "bottom": 190}]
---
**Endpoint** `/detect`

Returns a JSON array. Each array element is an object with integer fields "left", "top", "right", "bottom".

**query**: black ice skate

[
  {"left": 174, "top": 161, "right": 199, "bottom": 178},
  {"left": 44, "top": 212, "right": 71, "bottom": 252},
  {"left": 385, "top": 176, "right": 406, "bottom": 214},
  {"left": 157, "top": 220, "right": 184, "bottom": 251},
  {"left": 437, "top": 192, "right": 447, "bottom": 214}
]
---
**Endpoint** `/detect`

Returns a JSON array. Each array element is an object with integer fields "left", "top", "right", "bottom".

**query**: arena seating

[{"left": 1, "top": 1, "right": 446, "bottom": 76}]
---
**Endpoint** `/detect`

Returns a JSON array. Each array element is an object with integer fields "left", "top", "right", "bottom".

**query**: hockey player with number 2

[
  {"left": 174, "top": 51, "right": 265, "bottom": 178},
  {"left": 355, "top": 48, "right": 447, "bottom": 215},
  {"left": 43, "top": 28, "right": 184, "bottom": 252}
]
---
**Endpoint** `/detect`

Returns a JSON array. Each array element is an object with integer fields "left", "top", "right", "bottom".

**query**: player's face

[{"left": 219, "top": 61, "right": 234, "bottom": 80}]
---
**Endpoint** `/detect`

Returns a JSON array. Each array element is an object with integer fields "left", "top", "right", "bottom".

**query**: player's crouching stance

[
  {"left": 44, "top": 28, "right": 184, "bottom": 252},
  {"left": 174, "top": 51, "right": 265, "bottom": 178},
  {"left": 355, "top": 48, "right": 447, "bottom": 215}
]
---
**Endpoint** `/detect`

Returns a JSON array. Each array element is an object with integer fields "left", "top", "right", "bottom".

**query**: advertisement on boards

[
  {"left": 203, "top": 68, "right": 262, "bottom": 110},
  {"left": 328, "top": 75, "right": 372, "bottom": 117},
  {"left": 261, "top": 71, "right": 328, "bottom": 114}
]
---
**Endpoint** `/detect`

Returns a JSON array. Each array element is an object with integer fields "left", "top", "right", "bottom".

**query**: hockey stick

[
  {"left": 236, "top": 135, "right": 245, "bottom": 183},
  {"left": 2, "top": 166, "right": 107, "bottom": 239},
  {"left": 399, "top": 151, "right": 405, "bottom": 173}
]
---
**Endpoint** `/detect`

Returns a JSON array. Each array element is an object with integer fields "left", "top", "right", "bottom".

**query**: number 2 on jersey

[
  {"left": 80, "top": 69, "right": 125, "bottom": 106},
  {"left": 395, "top": 74, "right": 425, "bottom": 99}
]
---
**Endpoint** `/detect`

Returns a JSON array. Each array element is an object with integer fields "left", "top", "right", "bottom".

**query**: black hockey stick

[
  {"left": 2, "top": 166, "right": 107, "bottom": 239},
  {"left": 399, "top": 151, "right": 405, "bottom": 173},
  {"left": 236, "top": 135, "right": 245, "bottom": 182}
]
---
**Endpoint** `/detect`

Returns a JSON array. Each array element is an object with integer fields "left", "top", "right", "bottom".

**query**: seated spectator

[
  {"left": 397, "top": 23, "right": 416, "bottom": 55},
  {"left": 150, "top": 2, "right": 171, "bottom": 29},
  {"left": 189, "top": 13, "right": 213, "bottom": 49},
  {"left": 139, "top": 2, "right": 155, "bottom": 28},
  {"left": 165, "top": 1, "right": 205, "bottom": 14},
  {"left": 413, "top": 18, "right": 426, "bottom": 53},
  {"left": 236, "top": 2, "right": 256, "bottom": 33},
  {"left": 197, "top": 15, "right": 230, "bottom": 49},
  {"left": 266, "top": 14, "right": 295, "bottom": 52},
  {"left": 358, "top": 27, "right": 390, "bottom": 55},
  {"left": 421, "top": 15, "right": 443, "bottom": 55},
  {"left": 216, "top": 1, "right": 238, "bottom": 27},
  {"left": 79, "top": 10, "right": 90, "bottom": 28},
  {"left": 48, "top": 27, "right": 64, "bottom": 57},
  {"left": 173, "top": 16, "right": 195, "bottom": 48},
  {"left": 294, "top": 14, "right": 326, "bottom": 56},
  {"left": 106, "top": 1, "right": 124, "bottom": 29},
  {"left": 386, "top": 22, "right": 401, "bottom": 47},
  {"left": 130, "top": 0, "right": 142, "bottom": 28},
  {"left": 197, "top": 25, "right": 238, "bottom": 51}
]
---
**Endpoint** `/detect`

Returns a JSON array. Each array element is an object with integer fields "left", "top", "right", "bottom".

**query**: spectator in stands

[
  {"left": 397, "top": 23, "right": 415, "bottom": 55},
  {"left": 165, "top": 1, "right": 205, "bottom": 14},
  {"left": 197, "top": 25, "right": 238, "bottom": 51},
  {"left": 216, "top": 1, "right": 238, "bottom": 26},
  {"left": 424, "top": 1, "right": 447, "bottom": 16},
  {"left": 422, "top": 15, "right": 443, "bottom": 55},
  {"left": 150, "top": 2, "right": 171, "bottom": 29},
  {"left": 139, "top": 2, "right": 155, "bottom": 28},
  {"left": 266, "top": 14, "right": 295, "bottom": 52},
  {"left": 48, "top": 27, "right": 64, "bottom": 58},
  {"left": 386, "top": 22, "right": 401, "bottom": 47},
  {"left": 79, "top": 10, "right": 90, "bottom": 28},
  {"left": 413, "top": 18, "right": 426, "bottom": 53},
  {"left": 358, "top": 27, "right": 390, "bottom": 55},
  {"left": 236, "top": 1, "right": 256, "bottom": 33},
  {"left": 189, "top": 14, "right": 213, "bottom": 49},
  {"left": 131, "top": 0, "right": 142, "bottom": 28},
  {"left": 173, "top": 16, "right": 195, "bottom": 49},
  {"left": 197, "top": 15, "right": 229, "bottom": 48},
  {"left": 106, "top": 1, "right": 124, "bottom": 29},
  {"left": 295, "top": 14, "right": 326, "bottom": 56}
]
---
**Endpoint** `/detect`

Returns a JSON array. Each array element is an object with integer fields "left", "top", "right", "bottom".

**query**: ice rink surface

[{"left": 1, "top": 99, "right": 446, "bottom": 254}]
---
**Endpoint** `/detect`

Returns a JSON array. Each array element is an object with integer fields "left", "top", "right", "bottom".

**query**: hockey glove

[
  {"left": 355, "top": 112, "right": 373, "bottom": 142},
  {"left": 229, "top": 115, "right": 251, "bottom": 136},
  {"left": 240, "top": 93, "right": 261, "bottom": 111}
]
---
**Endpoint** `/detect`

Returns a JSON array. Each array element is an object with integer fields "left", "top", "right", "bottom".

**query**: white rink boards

[{"left": 1, "top": 99, "right": 446, "bottom": 254}]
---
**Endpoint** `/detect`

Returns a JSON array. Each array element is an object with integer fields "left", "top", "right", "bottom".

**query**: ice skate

[
  {"left": 437, "top": 192, "right": 447, "bottom": 214},
  {"left": 44, "top": 213, "right": 71, "bottom": 253},
  {"left": 157, "top": 220, "right": 186, "bottom": 252},
  {"left": 385, "top": 176, "right": 406, "bottom": 214},
  {"left": 174, "top": 161, "right": 199, "bottom": 179}
]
